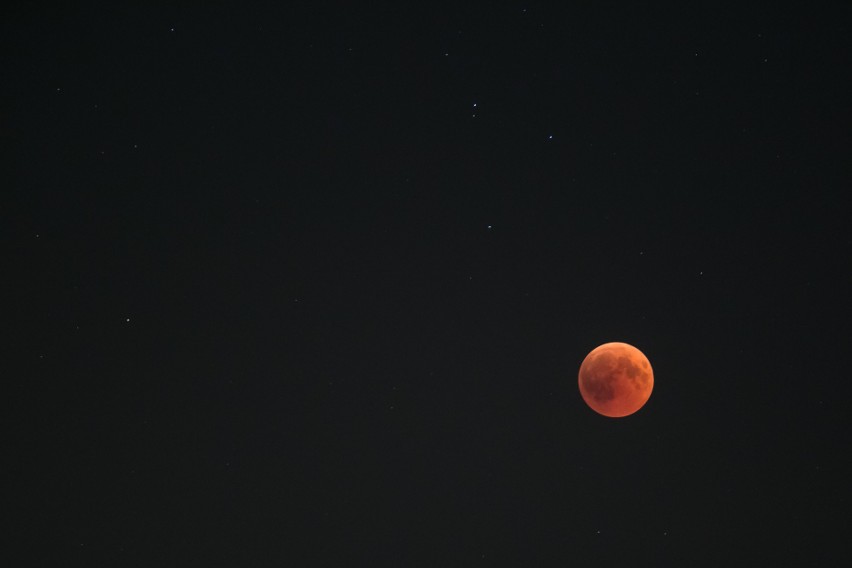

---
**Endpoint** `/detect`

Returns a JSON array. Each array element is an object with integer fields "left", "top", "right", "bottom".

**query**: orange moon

[{"left": 578, "top": 342, "right": 653, "bottom": 417}]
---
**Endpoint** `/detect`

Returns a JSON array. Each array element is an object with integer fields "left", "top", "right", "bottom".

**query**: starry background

[{"left": 4, "top": 3, "right": 851, "bottom": 565}]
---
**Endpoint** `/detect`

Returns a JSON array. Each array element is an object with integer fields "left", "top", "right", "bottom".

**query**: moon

[{"left": 578, "top": 342, "right": 653, "bottom": 417}]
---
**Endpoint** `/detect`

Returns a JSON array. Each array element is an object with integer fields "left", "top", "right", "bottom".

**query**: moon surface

[{"left": 578, "top": 342, "right": 653, "bottom": 417}]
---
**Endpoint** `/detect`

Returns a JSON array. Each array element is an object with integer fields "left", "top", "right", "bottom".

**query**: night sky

[{"left": 5, "top": 3, "right": 851, "bottom": 564}]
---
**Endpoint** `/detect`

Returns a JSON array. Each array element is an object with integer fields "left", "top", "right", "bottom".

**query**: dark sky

[{"left": 5, "top": 3, "right": 851, "bottom": 564}]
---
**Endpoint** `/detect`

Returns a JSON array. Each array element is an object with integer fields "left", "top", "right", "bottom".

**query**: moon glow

[{"left": 578, "top": 342, "right": 653, "bottom": 417}]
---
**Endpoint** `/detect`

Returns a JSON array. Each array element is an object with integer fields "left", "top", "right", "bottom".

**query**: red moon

[{"left": 578, "top": 342, "right": 653, "bottom": 417}]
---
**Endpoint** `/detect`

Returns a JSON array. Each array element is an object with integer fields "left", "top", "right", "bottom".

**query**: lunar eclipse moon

[{"left": 579, "top": 342, "right": 654, "bottom": 417}]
